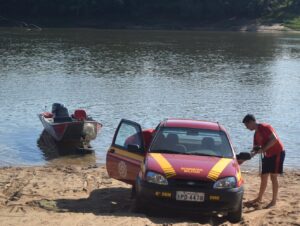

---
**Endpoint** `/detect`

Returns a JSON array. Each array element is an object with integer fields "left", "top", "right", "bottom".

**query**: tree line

[{"left": 0, "top": 0, "right": 299, "bottom": 26}]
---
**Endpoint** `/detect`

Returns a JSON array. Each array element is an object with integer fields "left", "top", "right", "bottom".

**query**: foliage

[
  {"left": 0, "top": 0, "right": 299, "bottom": 27},
  {"left": 285, "top": 17, "right": 300, "bottom": 30}
]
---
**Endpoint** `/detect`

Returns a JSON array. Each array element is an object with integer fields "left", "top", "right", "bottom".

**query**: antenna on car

[{"left": 217, "top": 121, "right": 221, "bottom": 130}]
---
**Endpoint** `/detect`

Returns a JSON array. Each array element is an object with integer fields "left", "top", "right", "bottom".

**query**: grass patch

[{"left": 284, "top": 17, "right": 300, "bottom": 30}]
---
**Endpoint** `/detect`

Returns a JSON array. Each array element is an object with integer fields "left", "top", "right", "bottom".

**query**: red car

[{"left": 106, "top": 118, "right": 250, "bottom": 223}]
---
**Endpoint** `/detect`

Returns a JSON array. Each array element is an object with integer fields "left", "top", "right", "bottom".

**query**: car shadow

[{"left": 34, "top": 187, "right": 228, "bottom": 225}]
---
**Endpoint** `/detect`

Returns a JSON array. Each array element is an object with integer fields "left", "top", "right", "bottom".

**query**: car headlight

[
  {"left": 146, "top": 171, "right": 168, "bottom": 185},
  {"left": 213, "top": 177, "right": 237, "bottom": 189}
]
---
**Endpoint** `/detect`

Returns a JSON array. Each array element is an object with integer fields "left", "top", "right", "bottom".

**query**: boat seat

[
  {"left": 73, "top": 109, "right": 87, "bottom": 121},
  {"left": 43, "top": 112, "right": 53, "bottom": 118}
]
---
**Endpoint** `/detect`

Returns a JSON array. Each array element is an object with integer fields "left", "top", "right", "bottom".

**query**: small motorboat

[{"left": 38, "top": 103, "right": 102, "bottom": 149}]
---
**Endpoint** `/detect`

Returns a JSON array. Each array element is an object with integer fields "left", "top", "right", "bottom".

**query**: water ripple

[{"left": 0, "top": 29, "right": 299, "bottom": 168}]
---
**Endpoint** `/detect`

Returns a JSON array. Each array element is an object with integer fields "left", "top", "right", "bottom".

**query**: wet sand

[{"left": 0, "top": 165, "right": 299, "bottom": 226}]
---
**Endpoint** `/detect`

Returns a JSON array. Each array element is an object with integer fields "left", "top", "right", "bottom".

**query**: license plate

[{"left": 176, "top": 191, "right": 205, "bottom": 202}]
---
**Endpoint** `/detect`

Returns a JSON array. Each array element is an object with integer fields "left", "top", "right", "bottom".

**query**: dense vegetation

[{"left": 0, "top": 0, "right": 299, "bottom": 29}]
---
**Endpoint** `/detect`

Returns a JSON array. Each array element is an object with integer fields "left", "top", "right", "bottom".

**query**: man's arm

[
  {"left": 260, "top": 133, "right": 278, "bottom": 153},
  {"left": 253, "top": 133, "right": 277, "bottom": 155}
]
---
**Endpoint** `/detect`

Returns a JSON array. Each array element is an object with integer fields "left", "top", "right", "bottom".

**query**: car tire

[
  {"left": 227, "top": 199, "right": 242, "bottom": 223},
  {"left": 133, "top": 178, "right": 146, "bottom": 213},
  {"left": 133, "top": 194, "right": 145, "bottom": 213}
]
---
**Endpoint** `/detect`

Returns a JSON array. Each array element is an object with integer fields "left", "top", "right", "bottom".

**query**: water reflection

[
  {"left": 0, "top": 29, "right": 299, "bottom": 168},
  {"left": 37, "top": 130, "right": 96, "bottom": 165}
]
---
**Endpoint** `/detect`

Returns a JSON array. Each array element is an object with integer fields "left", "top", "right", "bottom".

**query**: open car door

[{"left": 106, "top": 119, "right": 145, "bottom": 185}]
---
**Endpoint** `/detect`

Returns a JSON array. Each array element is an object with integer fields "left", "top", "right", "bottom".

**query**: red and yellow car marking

[
  {"left": 236, "top": 167, "right": 243, "bottom": 186},
  {"left": 207, "top": 158, "right": 232, "bottom": 181},
  {"left": 112, "top": 147, "right": 144, "bottom": 162},
  {"left": 181, "top": 167, "right": 203, "bottom": 174},
  {"left": 150, "top": 153, "right": 176, "bottom": 178}
]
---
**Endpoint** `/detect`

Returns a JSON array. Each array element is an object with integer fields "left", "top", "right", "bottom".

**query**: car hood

[{"left": 146, "top": 153, "right": 238, "bottom": 181}]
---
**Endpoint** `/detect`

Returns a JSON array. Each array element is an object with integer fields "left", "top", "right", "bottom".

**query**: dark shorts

[{"left": 262, "top": 151, "right": 285, "bottom": 174}]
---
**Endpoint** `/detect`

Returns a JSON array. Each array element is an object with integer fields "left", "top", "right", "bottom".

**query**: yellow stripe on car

[
  {"left": 150, "top": 153, "right": 176, "bottom": 178},
  {"left": 113, "top": 147, "right": 144, "bottom": 162},
  {"left": 236, "top": 168, "right": 242, "bottom": 186},
  {"left": 207, "top": 158, "right": 232, "bottom": 181},
  {"left": 236, "top": 168, "right": 241, "bottom": 182}
]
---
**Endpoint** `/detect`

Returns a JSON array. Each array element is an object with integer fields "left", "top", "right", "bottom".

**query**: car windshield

[{"left": 150, "top": 127, "right": 233, "bottom": 158}]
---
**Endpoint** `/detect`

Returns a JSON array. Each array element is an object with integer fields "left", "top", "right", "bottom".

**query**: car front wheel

[
  {"left": 133, "top": 177, "right": 146, "bottom": 213},
  {"left": 227, "top": 199, "right": 242, "bottom": 223}
]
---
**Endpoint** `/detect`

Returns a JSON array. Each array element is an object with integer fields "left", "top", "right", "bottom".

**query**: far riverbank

[{"left": 1, "top": 17, "right": 300, "bottom": 33}]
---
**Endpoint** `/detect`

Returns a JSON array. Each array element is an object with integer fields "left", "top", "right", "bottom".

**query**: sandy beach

[{"left": 0, "top": 164, "right": 299, "bottom": 226}]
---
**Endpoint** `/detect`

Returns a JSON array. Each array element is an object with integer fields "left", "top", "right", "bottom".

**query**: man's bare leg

[
  {"left": 248, "top": 173, "right": 269, "bottom": 204},
  {"left": 265, "top": 174, "right": 278, "bottom": 208}
]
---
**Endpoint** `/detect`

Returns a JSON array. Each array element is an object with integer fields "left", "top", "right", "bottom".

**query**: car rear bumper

[{"left": 136, "top": 177, "right": 243, "bottom": 213}]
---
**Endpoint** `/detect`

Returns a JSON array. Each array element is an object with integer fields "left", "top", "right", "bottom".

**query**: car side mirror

[
  {"left": 236, "top": 152, "right": 251, "bottom": 165},
  {"left": 127, "top": 144, "right": 141, "bottom": 152},
  {"left": 236, "top": 152, "right": 252, "bottom": 160}
]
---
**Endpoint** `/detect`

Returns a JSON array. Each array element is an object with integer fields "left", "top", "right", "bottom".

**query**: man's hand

[
  {"left": 251, "top": 146, "right": 262, "bottom": 157},
  {"left": 250, "top": 150, "right": 257, "bottom": 157}
]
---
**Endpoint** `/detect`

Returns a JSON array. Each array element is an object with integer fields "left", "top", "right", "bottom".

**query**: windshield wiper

[
  {"left": 151, "top": 150, "right": 226, "bottom": 158},
  {"left": 151, "top": 149, "right": 180, "bottom": 154},
  {"left": 185, "top": 152, "right": 224, "bottom": 158}
]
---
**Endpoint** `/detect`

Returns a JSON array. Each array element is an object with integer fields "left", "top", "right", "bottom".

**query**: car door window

[{"left": 114, "top": 122, "right": 143, "bottom": 150}]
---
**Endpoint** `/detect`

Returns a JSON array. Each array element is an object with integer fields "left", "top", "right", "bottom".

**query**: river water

[{"left": 0, "top": 28, "right": 299, "bottom": 169}]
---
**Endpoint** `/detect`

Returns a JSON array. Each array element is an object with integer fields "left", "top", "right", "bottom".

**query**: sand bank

[{"left": 0, "top": 165, "right": 299, "bottom": 226}]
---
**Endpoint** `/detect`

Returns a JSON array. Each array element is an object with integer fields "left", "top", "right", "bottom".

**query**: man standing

[{"left": 242, "top": 114, "right": 285, "bottom": 208}]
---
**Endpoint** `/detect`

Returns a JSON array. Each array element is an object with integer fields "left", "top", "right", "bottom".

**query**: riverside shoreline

[
  {"left": 0, "top": 165, "right": 299, "bottom": 225},
  {"left": 1, "top": 18, "right": 300, "bottom": 33}
]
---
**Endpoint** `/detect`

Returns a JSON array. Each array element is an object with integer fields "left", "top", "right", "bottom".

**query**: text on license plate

[{"left": 176, "top": 191, "right": 205, "bottom": 202}]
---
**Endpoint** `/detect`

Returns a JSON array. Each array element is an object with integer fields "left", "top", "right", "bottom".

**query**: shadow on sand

[{"left": 34, "top": 187, "right": 228, "bottom": 225}]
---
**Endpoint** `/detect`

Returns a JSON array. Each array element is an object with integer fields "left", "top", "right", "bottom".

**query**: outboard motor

[
  {"left": 52, "top": 103, "right": 63, "bottom": 115},
  {"left": 52, "top": 103, "right": 71, "bottom": 122},
  {"left": 57, "top": 106, "right": 69, "bottom": 117}
]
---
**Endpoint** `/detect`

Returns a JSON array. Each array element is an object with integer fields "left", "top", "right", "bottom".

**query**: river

[{"left": 0, "top": 28, "right": 299, "bottom": 169}]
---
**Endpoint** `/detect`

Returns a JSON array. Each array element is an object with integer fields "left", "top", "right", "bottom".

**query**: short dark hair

[{"left": 242, "top": 114, "right": 256, "bottom": 123}]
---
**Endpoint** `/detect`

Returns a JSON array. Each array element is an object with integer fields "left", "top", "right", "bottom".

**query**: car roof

[{"left": 161, "top": 118, "right": 224, "bottom": 131}]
